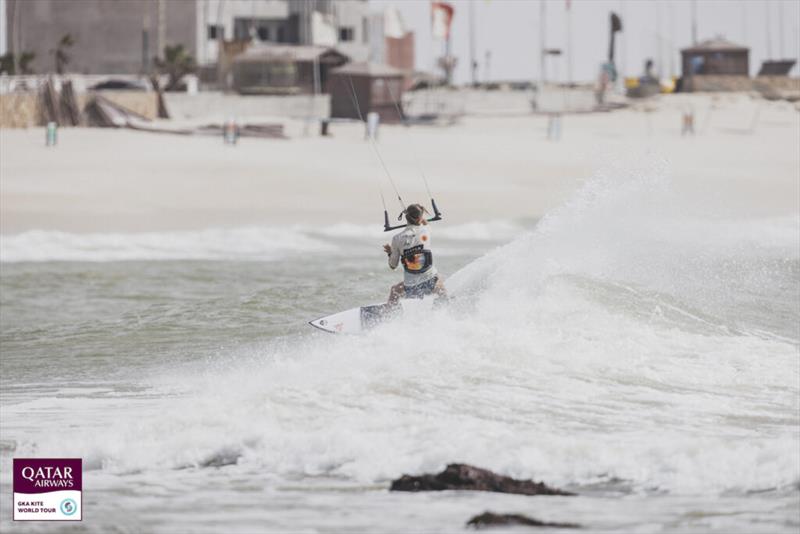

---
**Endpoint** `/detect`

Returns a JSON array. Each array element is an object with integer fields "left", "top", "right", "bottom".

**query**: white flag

[{"left": 384, "top": 7, "right": 406, "bottom": 39}]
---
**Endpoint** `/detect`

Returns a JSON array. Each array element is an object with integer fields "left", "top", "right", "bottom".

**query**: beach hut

[
  {"left": 681, "top": 38, "right": 749, "bottom": 78},
  {"left": 231, "top": 45, "right": 349, "bottom": 95},
  {"left": 328, "top": 62, "right": 406, "bottom": 122}
]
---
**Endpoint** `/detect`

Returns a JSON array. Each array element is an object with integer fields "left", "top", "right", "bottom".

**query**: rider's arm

[{"left": 388, "top": 237, "right": 401, "bottom": 269}]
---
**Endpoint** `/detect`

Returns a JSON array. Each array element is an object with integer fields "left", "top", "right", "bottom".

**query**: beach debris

[
  {"left": 365, "top": 111, "right": 380, "bottom": 140},
  {"left": 466, "top": 512, "right": 581, "bottom": 529},
  {"left": 84, "top": 94, "right": 149, "bottom": 127},
  {"left": 547, "top": 113, "right": 562, "bottom": 141},
  {"left": 82, "top": 94, "right": 285, "bottom": 138},
  {"left": 131, "top": 121, "right": 285, "bottom": 139},
  {"left": 223, "top": 118, "right": 239, "bottom": 144},
  {"left": 389, "top": 463, "right": 575, "bottom": 496},
  {"left": 45, "top": 121, "right": 57, "bottom": 146}
]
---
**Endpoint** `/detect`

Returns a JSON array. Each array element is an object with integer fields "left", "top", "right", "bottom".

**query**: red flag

[{"left": 431, "top": 2, "right": 455, "bottom": 40}]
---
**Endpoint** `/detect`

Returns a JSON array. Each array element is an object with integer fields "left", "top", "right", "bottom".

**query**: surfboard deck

[{"left": 309, "top": 298, "right": 435, "bottom": 334}]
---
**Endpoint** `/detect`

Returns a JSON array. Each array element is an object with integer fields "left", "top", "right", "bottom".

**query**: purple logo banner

[{"left": 13, "top": 459, "right": 82, "bottom": 495}]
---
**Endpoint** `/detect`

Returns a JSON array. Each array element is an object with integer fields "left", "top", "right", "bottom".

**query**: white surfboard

[{"left": 309, "top": 298, "right": 435, "bottom": 334}]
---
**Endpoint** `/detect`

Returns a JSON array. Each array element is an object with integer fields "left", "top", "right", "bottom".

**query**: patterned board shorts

[{"left": 404, "top": 276, "right": 438, "bottom": 299}]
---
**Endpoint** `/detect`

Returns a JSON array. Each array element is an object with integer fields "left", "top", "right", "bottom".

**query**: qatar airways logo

[
  {"left": 20, "top": 465, "right": 76, "bottom": 488},
  {"left": 13, "top": 458, "right": 82, "bottom": 521}
]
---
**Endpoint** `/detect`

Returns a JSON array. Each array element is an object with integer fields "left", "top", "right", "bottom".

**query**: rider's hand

[{"left": 383, "top": 244, "right": 392, "bottom": 255}]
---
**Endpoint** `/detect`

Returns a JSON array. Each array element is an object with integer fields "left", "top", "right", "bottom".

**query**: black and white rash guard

[{"left": 388, "top": 224, "right": 438, "bottom": 287}]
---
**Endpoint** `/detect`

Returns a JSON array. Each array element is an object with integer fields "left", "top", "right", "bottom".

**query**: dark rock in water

[
  {"left": 389, "top": 463, "right": 575, "bottom": 496},
  {"left": 467, "top": 512, "right": 581, "bottom": 529}
]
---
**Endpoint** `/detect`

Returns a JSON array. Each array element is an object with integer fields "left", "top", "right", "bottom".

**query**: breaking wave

[{"left": 4, "top": 159, "right": 799, "bottom": 498}]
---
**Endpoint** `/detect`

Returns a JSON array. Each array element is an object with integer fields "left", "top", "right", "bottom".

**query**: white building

[{"left": 3, "top": 0, "right": 370, "bottom": 75}]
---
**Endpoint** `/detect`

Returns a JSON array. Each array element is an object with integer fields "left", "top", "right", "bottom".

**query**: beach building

[
  {"left": 231, "top": 44, "right": 348, "bottom": 95},
  {"left": 681, "top": 38, "right": 749, "bottom": 77},
  {"left": 3, "top": 0, "right": 370, "bottom": 76},
  {"left": 680, "top": 37, "right": 750, "bottom": 92},
  {"left": 328, "top": 62, "right": 404, "bottom": 122}
]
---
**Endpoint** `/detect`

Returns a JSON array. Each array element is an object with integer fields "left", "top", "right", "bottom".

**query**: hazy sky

[{"left": 370, "top": 0, "right": 800, "bottom": 83}]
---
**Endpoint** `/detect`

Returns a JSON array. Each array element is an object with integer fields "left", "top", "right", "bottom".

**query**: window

[
  {"left": 207, "top": 24, "right": 224, "bottom": 40},
  {"left": 233, "top": 19, "right": 251, "bottom": 41},
  {"left": 338, "top": 27, "right": 354, "bottom": 42},
  {"left": 234, "top": 18, "right": 288, "bottom": 43},
  {"left": 690, "top": 55, "right": 705, "bottom": 74}
]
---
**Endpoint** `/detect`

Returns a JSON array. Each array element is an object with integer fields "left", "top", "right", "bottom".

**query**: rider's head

[{"left": 405, "top": 204, "right": 427, "bottom": 225}]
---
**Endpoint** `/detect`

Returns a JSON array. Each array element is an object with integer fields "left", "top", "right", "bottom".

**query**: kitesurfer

[{"left": 383, "top": 203, "right": 447, "bottom": 303}]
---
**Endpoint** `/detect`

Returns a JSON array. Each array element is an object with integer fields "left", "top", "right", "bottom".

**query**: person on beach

[{"left": 383, "top": 203, "right": 447, "bottom": 304}]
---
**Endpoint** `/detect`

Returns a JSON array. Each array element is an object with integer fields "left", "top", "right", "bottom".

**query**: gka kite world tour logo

[{"left": 13, "top": 458, "right": 82, "bottom": 521}]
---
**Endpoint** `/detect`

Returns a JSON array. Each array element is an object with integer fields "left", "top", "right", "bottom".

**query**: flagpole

[
  {"left": 655, "top": 0, "right": 661, "bottom": 80},
  {"left": 620, "top": 0, "right": 626, "bottom": 80},
  {"left": 766, "top": 0, "right": 771, "bottom": 59},
  {"left": 540, "top": 0, "right": 546, "bottom": 86},
  {"left": 469, "top": 0, "right": 477, "bottom": 86},
  {"left": 779, "top": 0, "right": 784, "bottom": 58},
  {"left": 567, "top": 1, "right": 572, "bottom": 84}
]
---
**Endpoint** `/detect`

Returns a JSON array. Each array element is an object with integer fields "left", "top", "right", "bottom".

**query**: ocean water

[{"left": 1, "top": 164, "right": 798, "bottom": 533}]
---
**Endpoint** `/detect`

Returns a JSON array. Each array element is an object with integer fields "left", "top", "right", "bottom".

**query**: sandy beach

[{"left": 2, "top": 91, "right": 798, "bottom": 234}]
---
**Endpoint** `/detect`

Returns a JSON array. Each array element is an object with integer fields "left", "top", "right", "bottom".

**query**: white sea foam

[
  {"left": 0, "top": 227, "right": 336, "bottom": 262},
  {"left": 0, "top": 221, "right": 526, "bottom": 262}
]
